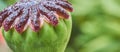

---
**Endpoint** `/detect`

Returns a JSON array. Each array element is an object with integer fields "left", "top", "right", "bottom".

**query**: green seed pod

[
  {"left": 0, "top": 0, "right": 73, "bottom": 52},
  {"left": 2, "top": 16, "right": 72, "bottom": 52}
]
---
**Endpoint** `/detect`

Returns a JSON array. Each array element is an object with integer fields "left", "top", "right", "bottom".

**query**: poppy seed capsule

[{"left": 1, "top": 0, "right": 73, "bottom": 52}]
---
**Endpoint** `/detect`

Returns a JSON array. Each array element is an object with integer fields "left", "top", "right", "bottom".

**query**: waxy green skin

[{"left": 2, "top": 15, "right": 72, "bottom": 52}]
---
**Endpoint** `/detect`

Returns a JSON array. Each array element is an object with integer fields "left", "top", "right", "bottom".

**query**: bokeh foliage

[{"left": 66, "top": 0, "right": 120, "bottom": 52}]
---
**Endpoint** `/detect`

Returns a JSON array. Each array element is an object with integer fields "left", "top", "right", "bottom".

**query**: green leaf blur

[{"left": 66, "top": 0, "right": 120, "bottom": 52}]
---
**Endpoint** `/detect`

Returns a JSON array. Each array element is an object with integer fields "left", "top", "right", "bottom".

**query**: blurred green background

[
  {"left": 65, "top": 0, "right": 120, "bottom": 52},
  {"left": 1, "top": 0, "right": 120, "bottom": 52}
]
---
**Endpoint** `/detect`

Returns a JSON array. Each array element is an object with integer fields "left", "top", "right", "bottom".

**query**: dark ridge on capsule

[
  {"left": 29, "top": 5, "right": 40, "bottom": 32},
  {"left": 15, "top": 9, "right": 29, "bottom": 33},
  {"left": 43, "top": 1, "right": 69, "bottom": 19}
]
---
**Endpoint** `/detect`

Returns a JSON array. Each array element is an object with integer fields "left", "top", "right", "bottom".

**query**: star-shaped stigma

[{"left": 0, "top": 0, "right": 73, "bottom": 33}]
